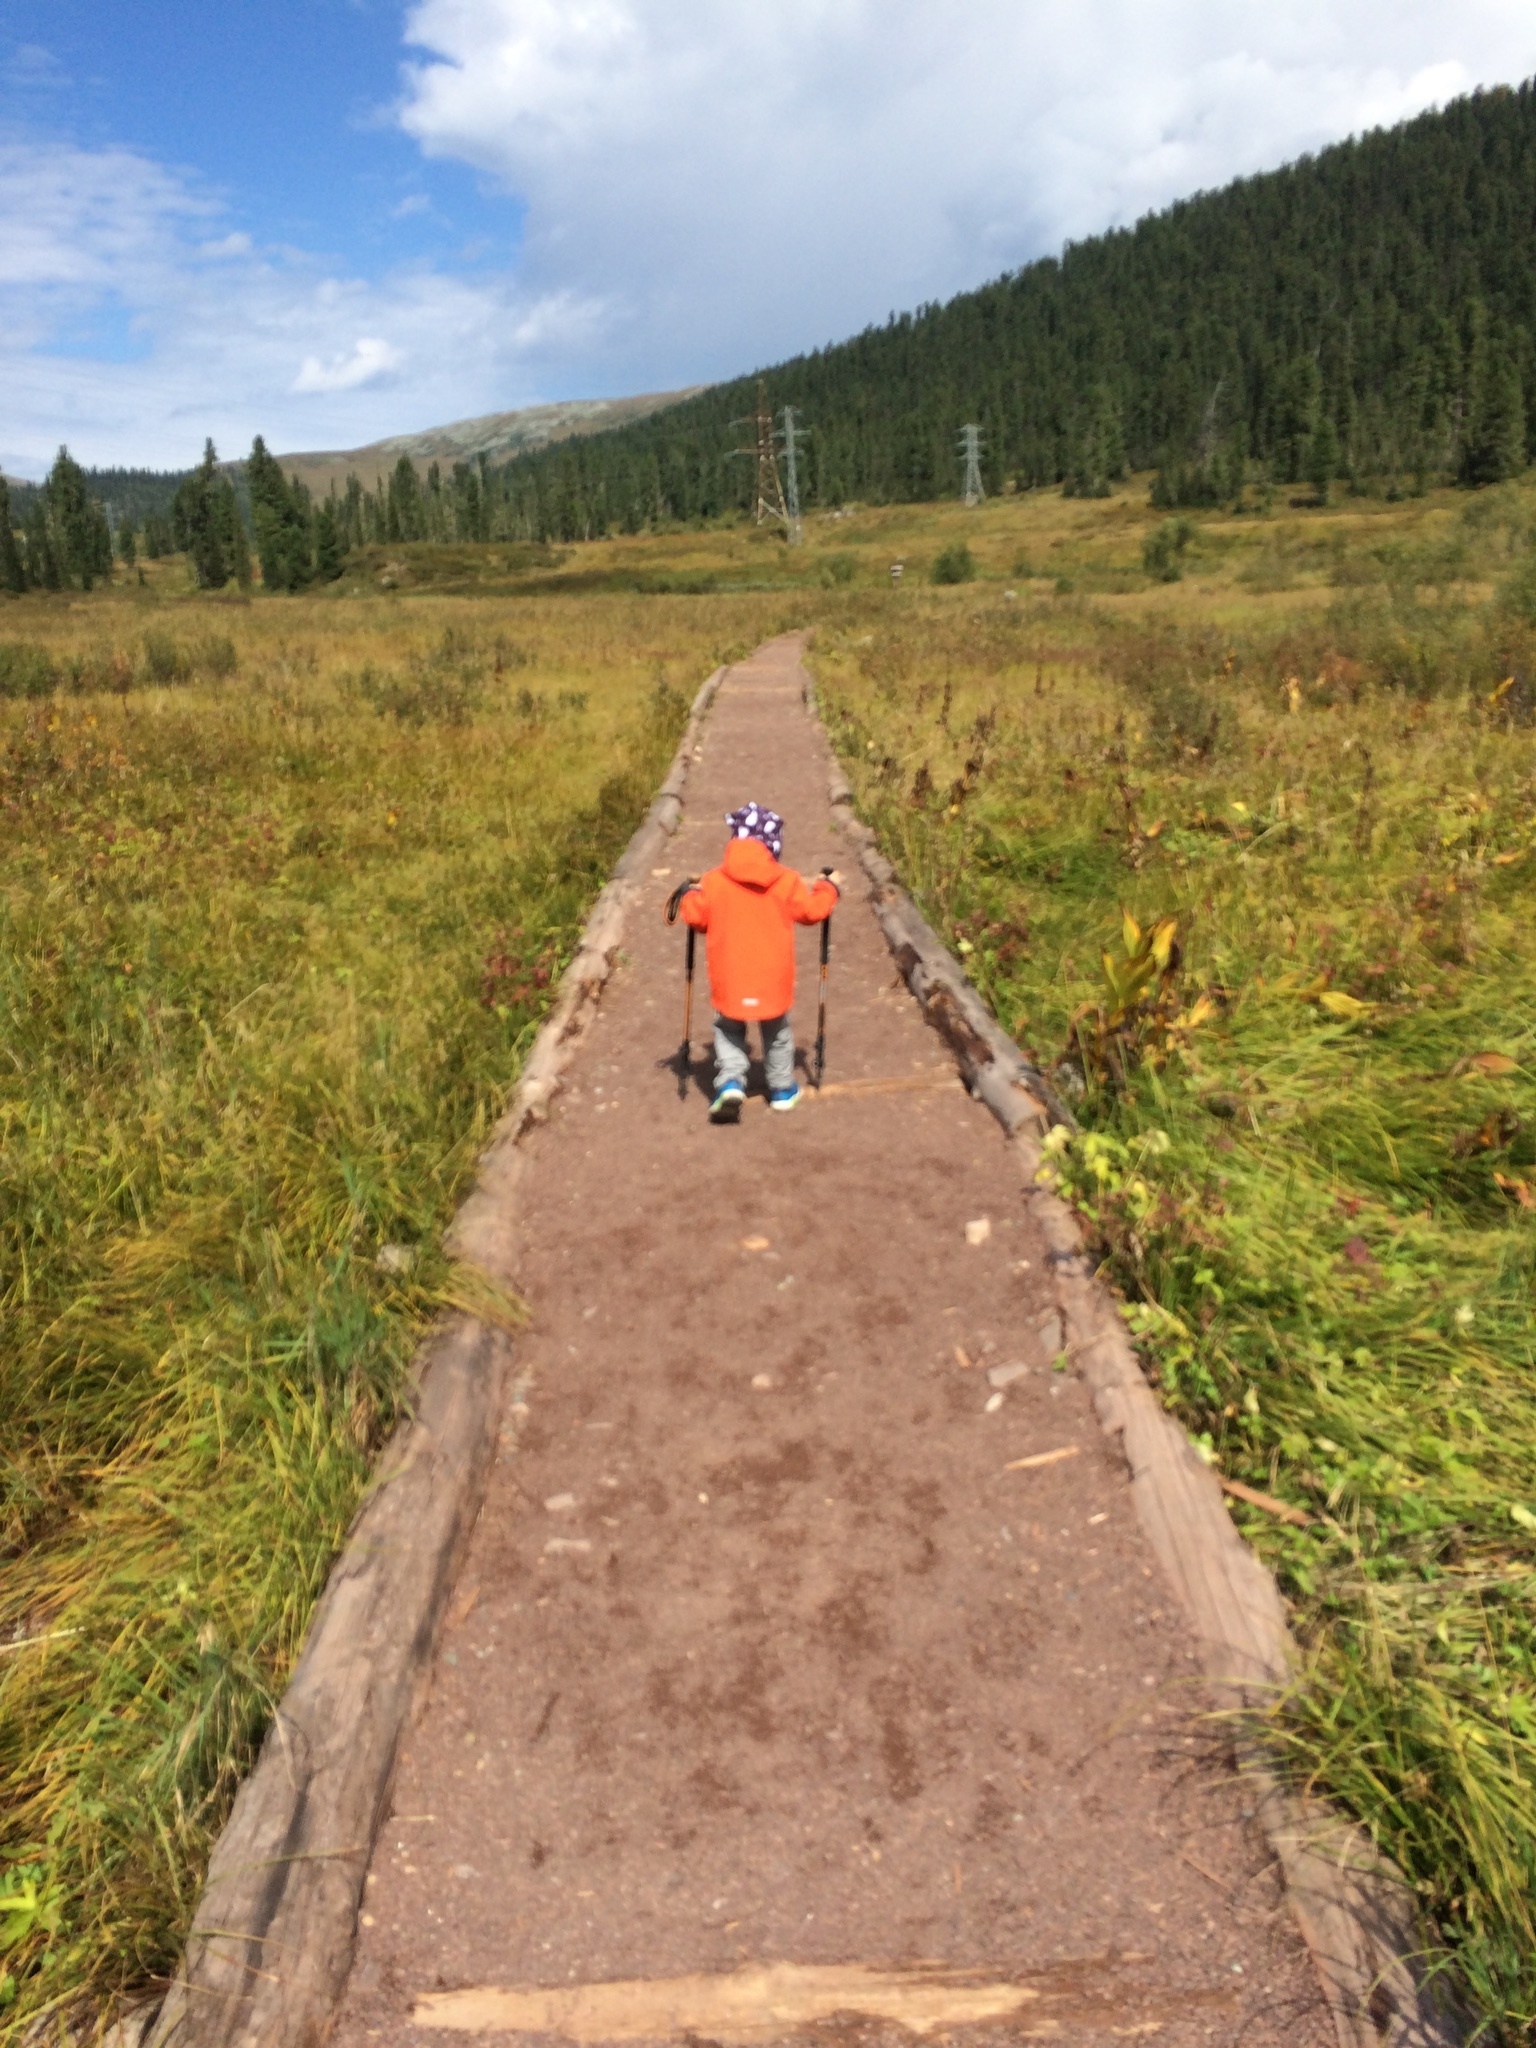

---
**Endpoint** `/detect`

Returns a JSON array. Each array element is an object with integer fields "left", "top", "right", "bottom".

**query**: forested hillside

[
  {"left": 8, "top": 82, "right": 1536, "bottom": 579},
  {"left": 478, "top": 80, "right": 1536, "bottom": 538}
]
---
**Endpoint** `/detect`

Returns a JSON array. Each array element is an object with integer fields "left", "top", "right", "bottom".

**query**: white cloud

[
  {"left": 0, "top": 140, "right": 597, "bottom": 467},
  {"left": 399, "top": 0, "right": 1536, "bottom": 387},
  {"left": 293, "top": 336, "right": 403, "bottom": 393}
]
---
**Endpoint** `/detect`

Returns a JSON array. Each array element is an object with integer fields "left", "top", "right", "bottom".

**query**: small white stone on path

[
  {"left": 965, "top": 1218, "right": 992, "bottom": 1246},
  {"left": 987, "top": 1361, "right": 1029, "bottom": 1389},
  {"left": 544, "top": 1492, "right": 577, "bottom": 1513},
  {"left": 543, "top": 1537, "right": 591, "bottom": 1556},
  {"left": 751, "top": 1373, "right": 773, "bottom": 1390},
  {"left": 984, "top": 1392, "right": 1004, "bottom": 1414}
]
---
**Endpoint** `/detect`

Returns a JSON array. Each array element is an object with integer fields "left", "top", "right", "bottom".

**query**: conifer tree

[
  {"left": 1461, "top": 329, "right": 1527, "bottom": 485},
  {"left": 247, "top": 435, "right": 314, "bottom": 591},
  {"left": 25, "top": 496, "right": 59, "bottom": 589},
  {"left": 40, "top": 447, "right": 106, "bottom": 589},
  {"left": 313, "top": 501, "right": 345, "bottom": 583},
  {"left": 171, "top": 440, "right": 240, "bottom": 589},
  {"left": 117, "top": 514, "right": 137, "bottom": 566},
  {"left": 387, "top": 456, "right": 425, "bottom": 542},
  {"left": 0, "top": 477, "right": 27, "bottom": 593}
]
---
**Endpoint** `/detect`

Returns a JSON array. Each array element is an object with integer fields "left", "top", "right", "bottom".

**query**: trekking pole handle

[{"left": 665, "top": 877, "right": 699, "bottom": 924}]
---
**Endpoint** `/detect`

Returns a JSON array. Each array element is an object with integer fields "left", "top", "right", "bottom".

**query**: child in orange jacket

[{"left": 677, "top": 803, "right": 839, "bottom": 1122}]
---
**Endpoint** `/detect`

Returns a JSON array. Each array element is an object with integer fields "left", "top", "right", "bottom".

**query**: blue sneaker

[
  {"left": 768, "top": 1085, "right": 802, "bottom": 1113},
  {"left": 709, "top": 1082, "right": 745, "bottom": 1124}
]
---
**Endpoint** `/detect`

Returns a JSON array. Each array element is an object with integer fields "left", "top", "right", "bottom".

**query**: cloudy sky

[{"left": 2, "top": 1, "right": 1533, "bottom": 475}]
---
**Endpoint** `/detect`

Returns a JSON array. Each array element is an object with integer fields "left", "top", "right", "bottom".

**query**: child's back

[
  {"left": 676, "top": 803, "right": 838, "bottom": 1119},
  {"left": 682, "top": 834, "right": 835, "bottom": 1022}
]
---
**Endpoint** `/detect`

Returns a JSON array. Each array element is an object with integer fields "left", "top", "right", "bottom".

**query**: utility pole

[
  {"left": 732, "top": 378, "right": 789, "bottom": 531},
  {"left": 958, "top": 422, "right": 984, "bottom": 507},
  {"left": 780, "top": 404, "right": 808, "bottom": 545}
]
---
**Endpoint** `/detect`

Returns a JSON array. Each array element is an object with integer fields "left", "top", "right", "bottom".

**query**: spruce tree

[
  {"left": 25, "top": 495, "right": 60, "bottom": 589},
  {"left": 0, "top": 477, "right": 26, "bottom": 593},
  {"left": 387, "top": 456, "right": 425, "bottom": 542},
  {"left": 1462, "top": 332, "right": 1526, "bottom": 484},
  {"left": 313, "top": 501, "right": 345, "bottom": 583},
  {"left": 117, "top": 514, "right": 137, "bottom": 566},
  {"left": 247, "top": 435, "right": 312, "bottom": 591},
  {"left": 172, "top": 440, "right": 231, "bottom": 589},
  {"left": 42, "top": 447, "right": 102, "bottom": 588}
]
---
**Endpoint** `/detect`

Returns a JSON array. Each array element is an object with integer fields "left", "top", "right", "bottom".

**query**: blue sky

[
  {"left": 3, "top": 2, "right": 1534, "bottom": 474},
  {"left": 4, "top": 1, "right": 517, "bottom": 299}
]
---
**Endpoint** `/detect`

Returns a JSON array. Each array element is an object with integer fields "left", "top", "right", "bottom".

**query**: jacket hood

[{"left": 722, "top": 837, "right": 781, "bottom": 890}]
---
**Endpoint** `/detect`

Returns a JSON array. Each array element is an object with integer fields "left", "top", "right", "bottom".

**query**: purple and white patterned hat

[{"left": 725, "top": 803, "right": 783, "bottom": 858}]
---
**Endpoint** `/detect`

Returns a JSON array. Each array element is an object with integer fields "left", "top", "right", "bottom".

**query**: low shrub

[
  {"left": 0, "top": 643, "right": 59, "bottom": 699},
  {"left": 1142, "top": 518, "right": 1194, "bottom": 582},
  {"left": 141, "top": 630, "right": 192, "bottom": 684},
  {"left": 930, "top": 541, "right": 976, "bottom": 585}
]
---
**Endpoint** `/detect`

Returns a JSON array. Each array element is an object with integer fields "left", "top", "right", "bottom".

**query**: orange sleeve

[
  {"left": 782, "top": 870, "right": 840, "bottom": 925},
  {"left": 678, "top": 881, "right": 709, "bottom": 929}
]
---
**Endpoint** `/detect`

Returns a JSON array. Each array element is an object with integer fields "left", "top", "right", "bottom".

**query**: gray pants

[{"left": 714, "top": 1013, "right": 795, "bottom": 1093}]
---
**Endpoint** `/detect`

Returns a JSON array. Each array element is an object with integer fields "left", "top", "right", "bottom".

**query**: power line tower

[
  {"left": 780, "top": 404, "right": 808, "bottom": 545},
  {"left": 958, "top": 422, "right": 984, "bottom": 506},
  {"left": 732, "top": 378, "right": 789, "bottom": 532}
]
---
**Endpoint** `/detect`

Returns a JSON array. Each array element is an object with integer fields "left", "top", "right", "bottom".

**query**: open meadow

[{"left": 4, "top": 474, "right": 1536, "bottom": 2040}]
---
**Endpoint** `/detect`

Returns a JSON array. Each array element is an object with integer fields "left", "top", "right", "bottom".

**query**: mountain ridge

[{"left": 270, "top": 387, "right": 705, "bottom": 497}]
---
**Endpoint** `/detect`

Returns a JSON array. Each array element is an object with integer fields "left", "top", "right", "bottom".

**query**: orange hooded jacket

[{"left": 678, "top": 838, "right": 838, "bottom": 1022}]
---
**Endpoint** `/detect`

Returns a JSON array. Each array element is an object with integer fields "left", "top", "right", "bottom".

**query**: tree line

[{"left": 7, "top": 78, "right": 1536, "bottom": 589}]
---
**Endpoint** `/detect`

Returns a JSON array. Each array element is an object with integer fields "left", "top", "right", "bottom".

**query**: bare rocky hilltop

[{"left": 272, "top": 386, "right": 703, "bottom": 496}]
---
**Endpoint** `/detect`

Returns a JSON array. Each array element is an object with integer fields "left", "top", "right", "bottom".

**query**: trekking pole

[
  {"left": 665, "top": 879, "right": 699, "bottom": 1101},
  {"left": 813, "top": 868, "right": 834, "bottom": 1090}
]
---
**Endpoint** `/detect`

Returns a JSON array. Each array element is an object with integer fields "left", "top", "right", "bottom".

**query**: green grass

[
  {"left": 0, "top": 586, "right": 801, "bottom": 2035},
  {"left": 812, "top": 494, "right": 1536, "bottom": 2038}
]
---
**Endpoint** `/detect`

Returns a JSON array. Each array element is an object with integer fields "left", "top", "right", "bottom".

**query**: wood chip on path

[{"left": 1004, "top": 1444, "right": 1082, "bottom": 1471}]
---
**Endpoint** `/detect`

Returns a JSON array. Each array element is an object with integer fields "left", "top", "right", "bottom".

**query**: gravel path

[{"left": 330, "top": 636, "right": 1330, "bottom": 2047}]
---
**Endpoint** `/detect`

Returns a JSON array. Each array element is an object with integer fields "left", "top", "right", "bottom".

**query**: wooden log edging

[
  {"left": 141, "top": 668, "right": 728, "bottom": 2048},
  {"left": 804, "top": 673, "right": 1467, "bottom": 2048}
]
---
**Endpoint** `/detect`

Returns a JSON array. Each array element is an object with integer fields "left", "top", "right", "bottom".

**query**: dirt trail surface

[{"left": 331, "top": 638, "right": 1330, "bottom": 2047}]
